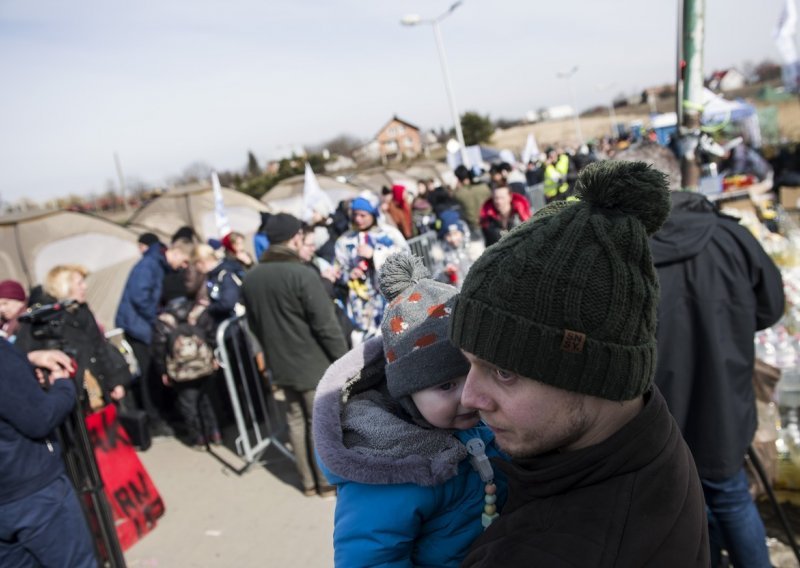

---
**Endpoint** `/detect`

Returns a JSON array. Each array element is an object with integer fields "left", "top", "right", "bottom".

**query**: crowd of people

[{"left": 0, "top": 139, "right": 787, "bottom": 567}]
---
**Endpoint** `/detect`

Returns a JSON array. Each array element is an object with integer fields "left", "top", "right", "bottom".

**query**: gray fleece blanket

[{"left": 313, "top": 337, "right": 467, "bottom": 487}]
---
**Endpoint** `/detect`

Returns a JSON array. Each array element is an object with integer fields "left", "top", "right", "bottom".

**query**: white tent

[
  {"left": 260, "top": 174, "right": 361, "bottom": 218},
  {"left": 127, "top": 182, "right": 268, "bottom": 254},
  {"left": 0, "top": 209, "right": 141, "bottom": 330}
]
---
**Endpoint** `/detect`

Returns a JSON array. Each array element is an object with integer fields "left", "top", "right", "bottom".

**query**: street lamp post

[
  {"left": 401, "top": 1, "right": 470, "bottom": 169},
  {"left": 557, "top": 66, "right": 584, "bottom": 147},
  {"left": 596, "top": 82, "right": 619, "bottom": 139}
]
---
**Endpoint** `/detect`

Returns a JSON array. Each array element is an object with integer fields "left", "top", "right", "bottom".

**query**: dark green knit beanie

[{"left": 449, "top": 160, "right": 671, "bottom": 401}]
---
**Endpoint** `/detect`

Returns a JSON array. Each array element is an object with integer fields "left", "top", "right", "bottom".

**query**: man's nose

[{"left": 461, "top": 367, "right": 484, "bottom": 411}]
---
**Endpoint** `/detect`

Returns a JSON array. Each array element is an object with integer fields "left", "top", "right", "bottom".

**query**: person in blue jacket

[
  {"left": 115, "top": 238, "right": 195, "bottom": 436},
  {"left": 313, "top": 253, "right": 507, "bottom": 568},
  {"left": 0, "top": 341, "right": 96, "bottom": 567}
]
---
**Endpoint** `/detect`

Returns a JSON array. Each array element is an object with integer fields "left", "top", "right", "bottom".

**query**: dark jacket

[
  {"left": 205, "top": 257, "right": 244, "bottom": 327},
  {"left": 115, "top": 243, "right": 168, "bottom": 344},
  {"left": 479, "top": 192, "right": 532, "bottom": 247},
  {"left": 650, "top": 191, "right": 784, "bottom": 480},
  {"left": 16, "top": 300, "right": 132, "bottom": 399},
  {"left": 0, "top": 339, "right": 75, "bottom": 503},
  {"left": 462, "top": 387, "right": 709, "bottom": 567},
  {"left": 241, "top": 245, "right": 348, "bottom": 391},
  {"left": 454, "top": 182, "right": 492, "bottom": 234}
]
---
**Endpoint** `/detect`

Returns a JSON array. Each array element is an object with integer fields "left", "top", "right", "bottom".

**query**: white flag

[
  {"left": 521, "top": 133, "right": 541, "bottom": 165},
  {"left": 302, "top": 162, "right": 333, "bottom": 223},
  {"left": 775, "top": 0, "right": 800, "bottom": 91},
  {"left": 211, "top": 171, "right": 231, "bottom": 237}
]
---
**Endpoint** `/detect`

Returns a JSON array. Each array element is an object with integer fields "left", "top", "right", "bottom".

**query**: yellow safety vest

[{"left": 543, "top": 155, "right": 570, "bottom": 199}]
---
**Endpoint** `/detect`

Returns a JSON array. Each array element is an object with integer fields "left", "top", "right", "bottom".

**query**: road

[{"left": 124, "top": 437, "right": 335, "bottom": 568}]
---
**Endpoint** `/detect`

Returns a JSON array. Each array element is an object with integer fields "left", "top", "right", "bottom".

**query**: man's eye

[
  {"left": 495, "top": 368, "right": 513, "bottom": 380},
  {"left": 438, "top": 381, "right": 456, "bottom": 391}
]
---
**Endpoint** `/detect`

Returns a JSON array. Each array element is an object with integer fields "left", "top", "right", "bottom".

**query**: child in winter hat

[{"left": 313, "top": 252, "right": 507, "bottom": 567}]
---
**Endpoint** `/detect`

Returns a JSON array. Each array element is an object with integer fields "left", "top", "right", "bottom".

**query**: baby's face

[{"left": 410, "top": 375, "right": 479, "bottom": 430}]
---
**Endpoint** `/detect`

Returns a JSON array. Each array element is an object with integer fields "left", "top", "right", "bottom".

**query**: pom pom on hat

[
  {"left": 575, "top": 161, "right": 670, "bottom": 235},
  {"left": 378, "top": 253, "right": 430, "bottom": 302}
]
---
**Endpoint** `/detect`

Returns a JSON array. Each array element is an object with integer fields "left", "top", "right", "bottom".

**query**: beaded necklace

[{"left": 466, "top": 438, "right": 499, "bottom": 528}]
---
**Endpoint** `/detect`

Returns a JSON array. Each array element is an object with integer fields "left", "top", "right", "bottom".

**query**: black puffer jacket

[{"left": 649, "top": 191, "right": 784, "bottom": 480}]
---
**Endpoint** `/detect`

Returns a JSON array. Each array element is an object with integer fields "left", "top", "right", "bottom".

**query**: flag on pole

[
  {"left": 521, "top": 133, "right": 541, "bottom": 165},
  {"left": 211, "top": 171, "right": 231, "bottom": 237},
  {"left": 302, "top": 162, "right": 333, "bottom": 223},
  {"left": 775, "top": 0, "right": 800, "bottom": 92}
]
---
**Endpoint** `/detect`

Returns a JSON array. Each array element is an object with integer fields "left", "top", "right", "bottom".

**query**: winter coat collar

[
  {"left": 260, "top": 244, "right": 302, "bottom": 264},
  {"left": 314, "top": 337, "right": 468, "bottom": 487}
]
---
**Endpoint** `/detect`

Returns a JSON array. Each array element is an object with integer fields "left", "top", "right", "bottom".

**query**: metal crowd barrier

[
  {"left": 215, "top": 315, "right": 294, "bottom": 474},
  {"left": 407, "top": 230, "right": 438, "bottom": 272}
]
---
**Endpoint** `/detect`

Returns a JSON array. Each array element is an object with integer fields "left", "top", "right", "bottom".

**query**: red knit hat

[{"left": 0, "top": 280, "right": 26, "bottom": 302}]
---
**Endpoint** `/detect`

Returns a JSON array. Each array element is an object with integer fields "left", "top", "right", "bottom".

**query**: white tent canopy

[
  {"left": 0, "top": 209, "right": 141, "bottom": 330},
  {"left": 127, "top": 182, "right": 268, "bottom": 254},
  {"left": 260, "top": 174, "right": 361, "bottom": 218}
]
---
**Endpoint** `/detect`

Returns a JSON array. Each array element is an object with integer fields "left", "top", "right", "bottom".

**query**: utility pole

[
  {"left": 678, "top": 0, "right": 705, "bottom": 190},
  {"left": 113, "top": 152, "right": 129, "bottom": 212}
]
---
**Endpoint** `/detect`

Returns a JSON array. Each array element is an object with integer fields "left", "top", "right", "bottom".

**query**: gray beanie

[{"left": 378, "top": 253, "right": 471, "bottom": 400}]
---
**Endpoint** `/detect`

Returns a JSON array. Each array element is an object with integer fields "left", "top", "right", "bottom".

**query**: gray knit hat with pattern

[
  {"left": 379, "top": 253, "right": 471, "bottom": 400},
  {"left": 449, "top": 160, "right": 671, "bottom": 401}
]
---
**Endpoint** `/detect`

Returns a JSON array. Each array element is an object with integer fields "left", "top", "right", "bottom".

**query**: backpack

[{"left": 163, "top": 315, "right": 216, "bottom": 382}]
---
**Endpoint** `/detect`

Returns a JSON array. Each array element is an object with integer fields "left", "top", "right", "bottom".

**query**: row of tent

[{"left": 0, "top": 161, "right": 454, "bottom": 331}]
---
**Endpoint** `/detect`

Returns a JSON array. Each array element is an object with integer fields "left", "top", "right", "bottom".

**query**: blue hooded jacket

[
  {"left": 115, "top": 243, "right": 167, "bottom": 344},
  {"left": 313, "top": 338, "right": 508, "bottom": 568},
  {"left": 0, "top": 339, "right": 75, "bottom": 503}
]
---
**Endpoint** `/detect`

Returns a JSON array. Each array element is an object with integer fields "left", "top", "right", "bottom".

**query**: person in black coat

[
  {"left": 16, "top": 265, "right": 131, "bottom": 411},
  {"left": 650, "top": 190, "right": 784, "bottom": 568}
]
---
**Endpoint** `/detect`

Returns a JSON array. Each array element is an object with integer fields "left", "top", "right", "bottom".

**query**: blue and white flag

[{"left": 211, "top": 171, "right": 231, "bottom": 237}]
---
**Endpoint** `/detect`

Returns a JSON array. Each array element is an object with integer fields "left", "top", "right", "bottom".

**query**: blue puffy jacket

[
  {"left": 115, "top": 243, "right": 167, "bottom": 344},
  {"left": 314, "top": 338, "right": 508, "bottom": 568}
]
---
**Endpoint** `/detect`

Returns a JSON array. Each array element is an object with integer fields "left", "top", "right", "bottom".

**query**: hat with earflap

[
  {"left": 449, "top": 160, "right": 671, "bottom": 401},
  {"left": 378, "top": 253, "right": 470, "bottom": 401}
]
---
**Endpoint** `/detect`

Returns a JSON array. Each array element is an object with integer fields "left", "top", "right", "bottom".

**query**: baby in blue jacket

[{"left": 313, "top": 253, "right": 507, "bottom": 567}]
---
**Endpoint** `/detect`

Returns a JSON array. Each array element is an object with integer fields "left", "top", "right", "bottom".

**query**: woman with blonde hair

[{"left": 16, "top": 264, "right": 130, "bottom": 410}]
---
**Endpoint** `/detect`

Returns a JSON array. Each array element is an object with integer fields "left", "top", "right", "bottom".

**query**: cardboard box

[{"left": 780, "top": 186, "right": 800, "bottom": 210}]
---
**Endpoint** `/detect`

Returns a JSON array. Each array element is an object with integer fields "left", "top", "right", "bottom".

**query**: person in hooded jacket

[
  {"left": 314, "top": 253, "right": 507, "bottom": 568},
  {"left": 479, "top": 186, "right": 531, "bottom": 247},
  {"left": 649, "top": 190, "right": 784, "bottom": 568},
  {"left": 193, "top": 244, "right": 243, "bottom": 327}
]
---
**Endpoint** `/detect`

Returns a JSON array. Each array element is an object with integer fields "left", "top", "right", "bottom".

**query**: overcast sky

[{"left": 0, "top": 0, "right": 788, "bottom": 203}]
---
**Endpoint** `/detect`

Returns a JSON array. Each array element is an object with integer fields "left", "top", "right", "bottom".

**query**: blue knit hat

[{"left": 351, "top": 196, "right": 379, "bottom": 217}]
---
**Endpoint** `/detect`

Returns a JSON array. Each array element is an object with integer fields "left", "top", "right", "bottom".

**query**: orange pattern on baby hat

[
  {"left": 408, "top": 292, "right": 422, "bottom": 303},
  {"left": 427, "top": 304, "right": 450, "bottom": 318},
  {"left": 414, "top": 333, "right": 437, "bottom": 349},
  {"left": 386, "top": 349, "right": 397, "bottom": 362},
  {"left": 390, "top": 316, "right": 408, "bottom": 334}
]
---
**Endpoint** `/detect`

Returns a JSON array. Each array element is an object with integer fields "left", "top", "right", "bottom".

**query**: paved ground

[{"left": 123, "top": 436, "right": 335, "bottom": 568}]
